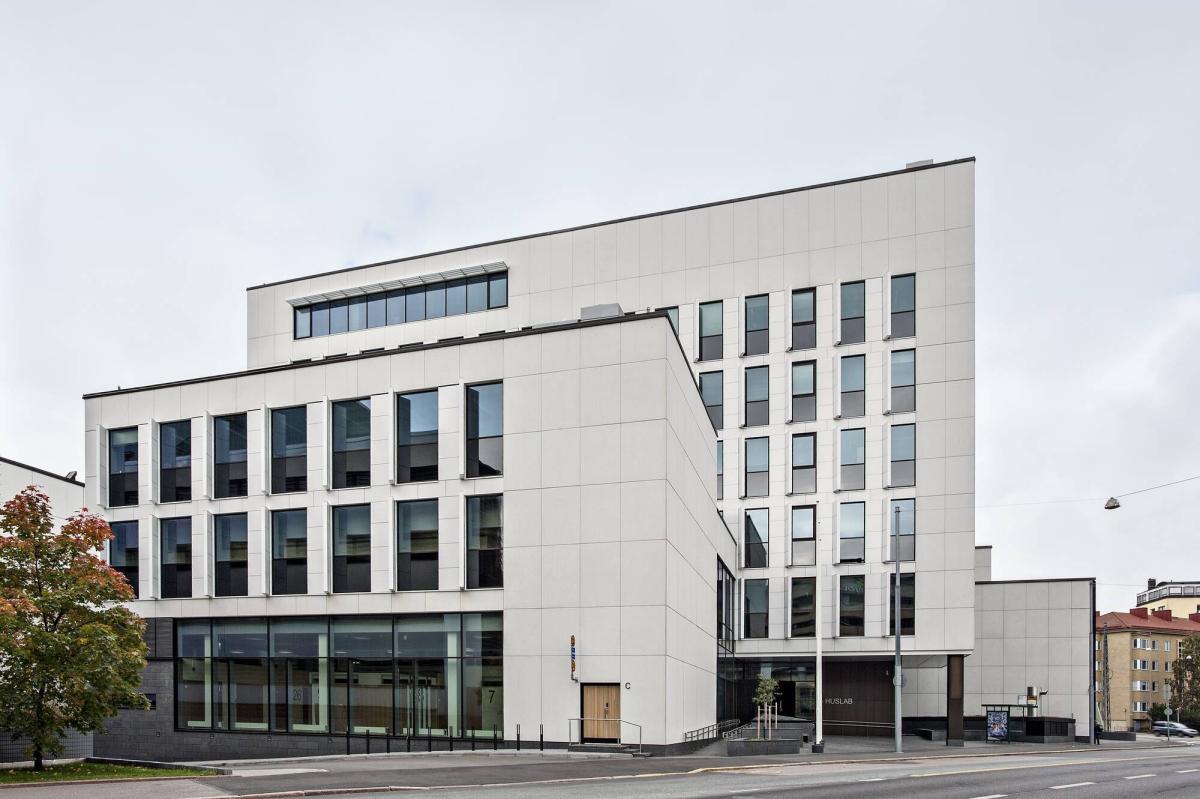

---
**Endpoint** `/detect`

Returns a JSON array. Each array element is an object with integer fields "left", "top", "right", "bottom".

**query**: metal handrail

[
  {"left": 684, "top": 718, "right": 741, "bottom": 742},
  {"left": 567, "top": 717, "right": 643, "bottom": 754}
]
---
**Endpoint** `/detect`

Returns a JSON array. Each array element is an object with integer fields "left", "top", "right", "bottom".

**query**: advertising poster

[{"left": 987, "top": 710, "right": 1010, "bottom": 742}]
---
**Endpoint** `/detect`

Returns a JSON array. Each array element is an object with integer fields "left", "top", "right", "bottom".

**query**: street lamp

[
  {"left": 1104, "top": 497, "right": 1121, "bottom": 510},
  {"left": 893, "top": 504, "right": 903, "bottom": 755}
]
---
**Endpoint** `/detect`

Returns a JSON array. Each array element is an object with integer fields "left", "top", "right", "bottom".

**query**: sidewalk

[{"left": 0, "top": 737, "right": 1184, "bottom": 799}]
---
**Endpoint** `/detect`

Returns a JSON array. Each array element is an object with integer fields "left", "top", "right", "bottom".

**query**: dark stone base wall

[{"left": 0, "top": 730, "right": 92, "bottom": 763}]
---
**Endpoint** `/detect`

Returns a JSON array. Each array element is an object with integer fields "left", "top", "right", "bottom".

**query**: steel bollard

[
  {"left": 493, "top": 725, "right": 498, "bottom": 750},
  {"left": 517, "top": 723, "right": 521, "bottom": 751},
  {"left": 540, "top": 724, "right": 544, "bottom": 751},
  {"left": 449, "top": 726, "right": 454, "bottom": 752}
]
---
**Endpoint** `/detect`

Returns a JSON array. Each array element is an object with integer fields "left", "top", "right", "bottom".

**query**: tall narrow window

[
  {"left": 214, "top": 513, "right": 249, "bottom": 597},
  {"left": 405, "top": 286, "right": 426, "bottom": 322},
  {"left": 109, "top": 520, "right": 139, "bottom": 597},
  {"left": 891, "top": 424, "right": 916, "bottom": 487},
  {"left": 331, "top": 399, "right": 371, "bottom": 488},
  {"left": 271, "top": 406, "right": 307, "bottom": 494},
  {"left": 699, "top": 301, "right": 723, "bottom": 361},
  {"left": 489, "top": 272, "right": 508, "bottom": 308},
  {"left": 386, "top": 290, "right": 405, "bottom": 325},
  {"left": 159, "top": 420, "right": 191, "bottom": 502},
  {"left": 367, "top": 293, "right": 386, "bottom": 328},
  {"left": 791, "top": 433, "right": 816, "bottom": 494},
  {"left": 840, "top": 355, "right": 865, "bottom": 418},
  {"left": 108, "top": 427, "right": 138, "bottom": 507},
  {"left": 791, "top": 505, "right": 816, "bottom": 566},
  {"left": 744, "top": 437, "right": 769, "bottom": 498},
  {"left": 311, "top": 302, "right": 330, "bottom": 336},
  {"left": 716, "top": 441, "right": 724, "bottom": 501},
  {"left": 467, "top": 275, "right": 489, "bottom": 313},
  {"left": 744, "top": 294, "right": 769, "bottom": 355},
  {"left": 744, "top": 579, "right": 768, "bottom": 639},
  {"left": 840, "top": 428, "right": 866, "bottom": 490},
  {"left": 891, "top": 274, "right": 916, "bottom": 338},
  {"left": 160, "top": 517, "right": 192, "bottom": 599},
  {"left": 329, "top": 299, "right": 349, "bottom": 334},
  {"left": 700, "top": 372, "right": 723, "bottom": 430},
  {"left": 397, "top": 390, "right": 439, "bottom": 483},
  {"left": 839, "top": 574, "right": 865, "bottom": 636},
  {"left": 791, "top": 577, "right": 815, "bottom": 637},
  {"left": 791, "top": 288, "right": 816, "bottom": 350},
  {"left": 271, "top": 509, "right": 307, "bottom": 595},
  {"left": 348, "top": 296, "right": 367, "bottom": 331},
  {"left": 744, "top": 366, "right": 769, "bottom": 426},
  {"left": 426, "top": 283, "right": 446, "bottom": 319},
  {"left": 397, "top": 499, "right": 439, "bottom": 591},
  {"left": 889, "top": 573, "right": 916, "bottom": 636},
  {"left": 294, "top": 306, "right": 312, "bottom": 339},
  {"left": 466, "top": 495, "right": 503, "bottom": 589},
  {"left": 332, "top": 505, "right": 371, "bottom": 593},
  {"left": 890, "top": 350, "right": 916, "bottom": 413},
  {"left": 465, "top": 383, "right": 503, "bottom": 478},
  {"left": 889, "top": 498, "right": 916, "bottom": 562},
  {"left": 213, "top": 413, "right": 248, "bottom": 498},
  {"left": 791, "top": 361, "right": 816, "bottom": 422},
  {"left": 838, "top": 502, "right": 865, "bottom": 562},
  {"left": 743, "top": 508, "right": 768, "bottom": 568},
  {"left": 840, "top": 281, "right": 865, "bottom": 344}
]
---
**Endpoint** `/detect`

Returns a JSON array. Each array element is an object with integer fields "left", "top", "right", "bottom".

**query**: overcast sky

[{"left": 2, "top": 1, "right": 1198, "bottom": 613}]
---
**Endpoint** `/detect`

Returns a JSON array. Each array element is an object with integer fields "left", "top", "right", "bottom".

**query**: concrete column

[{"left": 946, "top": 654, "right": 964, "bottom": 746}]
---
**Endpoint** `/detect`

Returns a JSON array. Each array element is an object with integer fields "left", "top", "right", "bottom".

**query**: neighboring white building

[
  {"left": 86, "top": 158, "right": 981, "bottom": 757},
  {"left": 0, "top": 455, "right": 84, "bottom": 524}
]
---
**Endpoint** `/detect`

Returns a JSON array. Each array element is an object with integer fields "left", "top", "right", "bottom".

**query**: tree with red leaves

[{"left": 0, "top": 486, "right": 148, "bottom": 770}]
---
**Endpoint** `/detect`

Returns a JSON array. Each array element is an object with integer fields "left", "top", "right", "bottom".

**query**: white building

[
  {"left": 86, "top": 158, "right": 983, "bottom": 757},
  {"left": 0, "top": 455, "right": 84, "bottom": 522}
]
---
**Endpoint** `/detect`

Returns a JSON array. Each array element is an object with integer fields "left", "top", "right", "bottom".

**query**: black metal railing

[{"left": 683, "top": 718, "right": 741, "bottom": 742}]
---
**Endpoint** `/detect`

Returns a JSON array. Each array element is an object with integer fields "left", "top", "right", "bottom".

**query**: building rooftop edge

[
  {"left": 976, "top": 577, "right": 1094, "bottom": 585},
  {"left": 0, "top": 455, "right": 84, "bottom": 487},
  {"left": 246, "top": 157, "right": 977, "bottom": 292},
  {"left": 83, "top": 311, "right": 673, "bottom": 400}
]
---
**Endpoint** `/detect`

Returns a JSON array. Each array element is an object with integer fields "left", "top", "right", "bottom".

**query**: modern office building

[
  {"left": 1095, "top": 606, "right": 1200, "bottom": 732},
  {"left": 86, "top": 157, "right": 977, "bottom": 757}
]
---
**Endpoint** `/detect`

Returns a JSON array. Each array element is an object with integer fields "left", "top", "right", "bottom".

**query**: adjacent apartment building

[
  {"left": 1095, "top": 606, "right": 1200, "bottom": 732},
  {"left": 84, "top": 157, "right": 976, "bottom": 757},
  {"left": 1137, "top": 579, "right": 1200, "bottom": 618}
]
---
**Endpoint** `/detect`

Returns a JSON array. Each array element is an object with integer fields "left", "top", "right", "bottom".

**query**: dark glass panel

[
  {"left": 396, "top": 390, "right": 438, "bottom": 483},
  {"left": 397, "top": 499, "right": 439, "bottom": 591},
  {"left": 108, "top": 427, "right": 139, "bottom": 507},
  {"left": 311, "top": 302, "right": 330, "bottom": 337},
  {"left": 386, "top": 290, "right": 406, "bottom": 325},
  {"left": 159, "top": 420, "right": 191, "bottom": 502},
  {"left": 329, "top": 299, "right": 349, "bottom": 334},
  {"left": 214, "top": 513, "right": 248, "bottom": 597},
  {"left": 332, "top": 504, "right": 371, "bottom": 593},
  {"left": 160, "top": 516, "right": 192, "bottom": 598},
  {"left": 332, "top": 399, "right": 371, "bottom": 489},
  {"left": 348, "top": 297, "right": 367, "bottom": 331},
  {"left": 791, "top": 577, "right": 815, "bottom": 637},
  {"left": 271, "top": 406, "right": 307, "bottom": 493},
  {"left": 467, "top": 495, "right": 503, "bottom": 589},
  {"left": 445, "top": 279, "right": 467, "bottom": 316},
  {"left": 367, "top": 293, "right": 386, "bottom": 328},
  {"left": 465, "top": 383, "right": 503, "bottom": 478},
  {"left": 405, "top": 287, "right": 426, "bottom": 322},
  {"left": 294, "top": 306, "right": 311, "bottom": 339},
  {"left": 488, "top": 273, "right": 507, "bottom": 308},
  {"left": 744, "top": 579, "right": 768, "bottom": 639},
  {"left": 839, "top": 575, "right": 866, "bottom": 636},
  {"left": 213, "top": 413, "right": 248, "bottom": 498},
  {"left": 744, "top": 509, "right": 768, "bottom": 568},
  {"left": 425, "top": 284, "right": 446, "bottom": 319},
  {"left": 700, "top": 372, "right": 723, "bottom": 430},
  {"left": 838, "top": 503, "right": 865, "bottom": 563},
  {"left": 271, "top": 509, "right": 307, "bottom": 595},
  {"left": 109, "top": 520, "right": 139, "bottom": 597},
  {"left": 466, "top": 276, "right": 488, "bottom": 312}
]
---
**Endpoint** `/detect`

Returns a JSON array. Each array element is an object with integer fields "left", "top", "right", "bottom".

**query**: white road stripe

[
  {"left": 1179, "top": 768, "right": 1200, "bottom": 773},
  {"left": 1125, "top": 773, "right": 1156, "bottom": 779},
  {"left": 967, "top": 794, "right": 1008, "bottom": 798},
  {"left": 858, "top": 778, "right": 886, "bottom": 782},
  {"left": 1049, "top": 783, "right": 1095, "bottom": 790}
]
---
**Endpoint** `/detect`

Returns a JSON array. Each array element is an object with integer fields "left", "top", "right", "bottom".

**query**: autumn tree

[
  {"left": 1170, "top": 635, "right": 1200, "bottom": 725},
  {"left": 0, "top": 486, "right": 148, "bottom": 769}
]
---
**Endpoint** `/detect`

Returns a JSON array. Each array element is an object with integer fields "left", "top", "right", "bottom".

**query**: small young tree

[
  {"left": 1170, "top": 635, "right": 1200, "bottom": 722},
  {"left": 753, "top": 675, "right": 779, "bottom": 707},
  {"left": 1149, "top": 702, "right": 1167, "bottom": 722},
  {"left": 0, "top": 487, "right": 148, "bottom": 769}
]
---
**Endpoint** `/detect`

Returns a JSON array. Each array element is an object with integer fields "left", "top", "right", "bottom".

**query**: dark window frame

[
  {"left": 743, "top": 578, "right": 769, "bottom": 639},
  {"left": 791, "top": 432, "right": 816, "bottom": 494},
  {"left": 839, "top": 281, "right": 866, "bottom": 345},
  {"left": 744, "top": 294, "right": 769, "bottom": 356},
  {"left": 743, "top": 508, "right": 768, "bottom": 569},
  {"left": 108, "top": 426, "right": 139, "bottom": 507},
  {"left": 271, "top": 406, "right": 308, "bottom": 494},
  {"left": 271, "top": 509, "right": 307, "bottom": 595},
  {"left": 839, "top": 427, "right": 866, "bottom": 491},
  {"left": 213, "top": 413, "right": 249, "bottom": 499},
  {"left": 791, "top": 576, "right": 816, "bottom": 638},
  {"left": 397, "top": 499, "right": 439, "bottom": 592},
  {"left": 838, "top": 501, "right": 865, "bottom": 563},
  {"left": 790, "top": 505, "right": 816, "bottom": 566},
  {"left": 840, "top": 354, "right": 866, "bottom": 418},
  {"left": 888, "top": 498, "right": 916, "bottom": 562},
  {"left": 744, "top": 365, "right": 769, "bottom": 427},
  {"left": 159, "top": 419, "right": 191, "bottom": 503},
  {"left": 791, "top": 360, "right": 816, "bottom": 423},
  {"left": 890, "top": 349, "right": 916, "bottom": 414},
  {"left": 839, "top": 574, "right": 866, "bottom": 636},
  {"left": 160, "top": 516, "right": 192, "bottom": 599},
  {"left": 214, "top": 513, "right": 249, "bottom": 598},
  {"left": 466, "top": 494, "right": 503, "bottom": 589},
  {"left": 744, "top": 436, "right": 769, "bottom": 498},
  {"left": 331, "top": 398, "right": 372, "bottom": 489},
  {"left": 890, "top": 274, "right": 916, "bottom": 339},
  {"left": 698, "top": 301, "right": 723, "bottom": 362},
  {"left": 396, "top": 389, "right": 439, "bottom": 484},
  {"left": 791, "top": 288, "right": 816, "bottom": 351},
  {"left": 465, "top": 382, "right": 503, "bottom": 479},
  {"left": 109, "top": 520, "right": 139, "bottom": 597},
  {"left": 889, "top": 573, "right": 916, "bottom": 636},
  {"left": 699, "top": 372, "right": 723, "bottom": 430},
  {"left": 331, "top": 504, "right": 372, "bottom": 594},
  {"left": 890, "top": 423, "right": 916, "bottom": 488}
]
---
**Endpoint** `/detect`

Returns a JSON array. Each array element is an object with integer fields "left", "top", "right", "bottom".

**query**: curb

[{"left": 0, "top": 774, "right": 224, "bottom": 791}]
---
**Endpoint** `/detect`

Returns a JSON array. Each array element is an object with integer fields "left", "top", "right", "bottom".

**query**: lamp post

[
  {"left": 813, "top": 516, "right": 824, "bottom": 753},
  {"left": 893, "top": 503, "right": 903, "bottom": 754}
]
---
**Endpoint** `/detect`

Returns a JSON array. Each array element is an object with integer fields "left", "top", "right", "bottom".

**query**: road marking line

[
  {"left": 1049, "top": 783, "right": 1094, "bottom": 789},
  {"left": 858, "top": 777, "right": 886, "bottom": 781},
  {"left": 1125, "top": 773, "right": 1156, "bottom": 779},
  {"left": 1179, "top": 768, "right": 1199, "bottom": 773},
  {"left": 967, "top": 794, "right": 1008, "bottom": 798}
]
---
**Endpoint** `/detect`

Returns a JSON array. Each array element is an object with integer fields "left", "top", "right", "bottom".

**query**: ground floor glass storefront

[{"left": 175, "top": 613, "right": 502, "bottom": 738}]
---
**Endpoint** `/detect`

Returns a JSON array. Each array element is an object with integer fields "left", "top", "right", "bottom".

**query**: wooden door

[{"left": 582, "top": 684, "right": 621, "bottom": 741}]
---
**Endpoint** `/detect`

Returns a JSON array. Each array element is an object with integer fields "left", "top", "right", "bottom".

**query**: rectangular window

[
  {"left": 716, "top": 441, "right": 724, "bottom": 501},
  {"left": 791, "top": 577, "right": 815, "bottom": 637},
  {"left": 465, "top": 383, "right": 503, "bottom": 478},
  {"left": 791, "top": 288, "right": 816, "bottom": 350},
  {"left": 467, "top": 275, "right": 489, "bottom": 313},
  {"left": 744, "top": 437, "right": 769, "bottom": 498},
  {"left": 466, "top": 495, "right": 503, "bottom": 589},
  {"left": 397, "top": 390, "right": 439, "bottom": 483},
  {"left": 743, "top": 508, "right": 768, "bottom": 568},
  {"left": 840, "top": 428, "right": 865, "bottom": 491},
  {"left": 840, "top": 281, "right": 865, "bottom": 344},
  {"left": 839, "top": 574, "right": 865, "bottom": 636},
  {"left": 294, "top": 306, "right": 312, "bottom": 339},
  {"left": 890, "top": 349, "right": 916, "bottom": 413},
  {"left": 160, "top": 516, "right": 192, "bottom": 599},
  {"left": 700, "top": 372, "right": 723, "bottom": 430},
  {"left": 397, "top": 499, "right": 439, "bottom": 591},
  {"left": 889, "top": 498, "right": 916, "bottom": 562},
  {"left": 744, "top": 578, "right": 768, "bottom": 639},
  {"left": 332, "top": 505, "right": 371, "bottom": 593},
  {"left": 744, "top": 294, "right": 769, "bottom": 355},
  {"left": 311, "top": 302, "right": 330, "bottom": 336},
  {"left": 405, "top": 286, "right": 426, "bottom": 322},
  {"left": 213, "top": 413, "right": 248, "bottom": 498},
  {"left": 386, "top": 290, "right": 405, "bottom": 325},
  {"left": 699, "top": 301, "right": 723, "bottom": 361},
  {"left": 791, "top": 505, "right": 816, "bottom": 566},
  {"left": 744, "top": 366, "right": 769, "bottom": 426},
  {"left": 425, "top": 284, "right": 446, "bottom": 319},
  {"left": 348, "top": 296, "right": 367, "bottom": 331},
  {"left": 270, "top": 406, "right": 307, "bottom": 494},
  {"left": 367, "top": 293, "right": 386, "bottom": 328},
  {"left": 791, "top": 433, "right": 816, "bottom": 494},
  {"left": 329, "top": 299, "right": 349, "bottom": 334},
  {"left": 108, "top": 427, "right": 139, "bottom": 506},
  {"left": 891, "top": 424, "right": 916, "bottom": 487},
  {"left": 791, "top": 361, "right": 816, "bottom": 422},
  {"left": 840, "top": 355, "right": 865, "bottom": 418},
  {"left": 159, "top": 420, "right": 191, "bottom": 502},
  {"left": 331, "top": 399, "right": 371, "bottom": 489},
  {"left": 889, "top": 573, "right": 915, "bottom": 636},
  {"left": 839, "top": 502, "right": 865, "bottom": 562},
  {"left": 489, "top": 272, "right": 508, "bottom": 309},
  {"left": 214, "top": 513, "right": 248, "bottom": 597},
  {"left": 271, "top": 509, "right": 307, "bottom": 595},
  {"left": 109, "top": 520, "right": 139, "bottom": 597},
  {"left": 891, "top": 274, "right": 915, "bottom": 338}
]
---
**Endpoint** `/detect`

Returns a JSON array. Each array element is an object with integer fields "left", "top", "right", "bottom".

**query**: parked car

[{"left": 1153, "top": 721, "right": 1198, "bottom": 737}]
